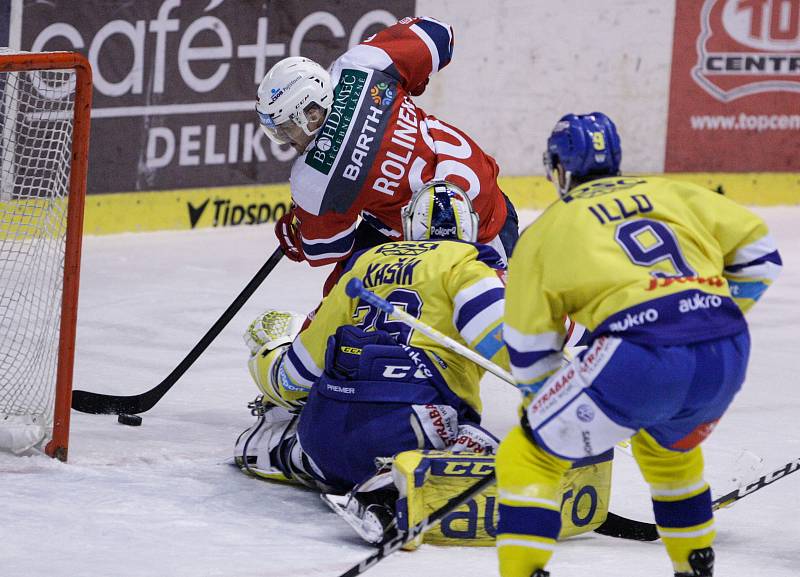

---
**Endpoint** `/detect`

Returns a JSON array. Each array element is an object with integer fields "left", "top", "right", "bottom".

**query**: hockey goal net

[{"left": 0, "top": 51, "right": 92, "bottom": 461}]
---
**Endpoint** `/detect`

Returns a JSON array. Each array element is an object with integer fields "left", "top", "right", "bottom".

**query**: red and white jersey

[{"left": 289, "top": 16, "right": 509, "bottom": 266}]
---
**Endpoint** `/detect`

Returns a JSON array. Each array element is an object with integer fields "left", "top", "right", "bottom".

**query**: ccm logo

[
  {"left": 441, "top": 462, "right": 494, "bottom": 476},
  {"left": 382, "top": 365, "right": 427, "bottom": 379},
  {"left": 383, "top": 365, "right": 412, "bottom": 378}
]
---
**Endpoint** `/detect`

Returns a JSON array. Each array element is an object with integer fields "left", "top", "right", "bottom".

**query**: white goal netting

[{"left": 0, "top": 51, "right": 80, "bottom": 454}]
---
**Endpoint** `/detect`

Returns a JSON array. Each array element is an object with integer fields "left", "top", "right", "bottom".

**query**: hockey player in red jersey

[{"left": 255, "top": 16, "right": 519, "bottom": 293}]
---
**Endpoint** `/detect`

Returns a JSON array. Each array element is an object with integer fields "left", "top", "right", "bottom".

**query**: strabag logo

[{"left": 692, "top": 0, "right": 800, "bottom": 102}]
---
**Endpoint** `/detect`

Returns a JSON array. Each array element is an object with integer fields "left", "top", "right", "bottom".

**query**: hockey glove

[{"left": 275, "top": 207, "right": 304, "bottom": 262}]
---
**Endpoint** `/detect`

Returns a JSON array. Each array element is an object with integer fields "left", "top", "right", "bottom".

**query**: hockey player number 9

[
  {"left": 353, "top": 288, "right": 423, "bottom": 345},
  {"left": 614, "top": 219, "right": 696, "bottom": 278}
]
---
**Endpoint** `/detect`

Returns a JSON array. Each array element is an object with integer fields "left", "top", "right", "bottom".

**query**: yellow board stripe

[
  {"left": 82, "top": 183, "right": 292, "bottom": 235},
  {"left": 60, "top": 172, "right": 800, "bottom": 236}
]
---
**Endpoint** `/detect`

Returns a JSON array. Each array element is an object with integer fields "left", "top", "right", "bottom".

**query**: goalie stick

[
  {"left": 71, "top": 248, "right": 285, "bottom": 414},
  {"left": 336, "top": 471, "right": 497, "bottom": 577},
  {"left": 596, "top": 455, "right": 800, "bottom": 542}
]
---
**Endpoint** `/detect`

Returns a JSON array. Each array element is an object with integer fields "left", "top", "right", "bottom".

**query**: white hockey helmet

[
  {"left": 401, "top": 180, "right": 479, "bottom": 242},
  {"left": 256, "top": 56, "right": 334, "bottom": 145}
]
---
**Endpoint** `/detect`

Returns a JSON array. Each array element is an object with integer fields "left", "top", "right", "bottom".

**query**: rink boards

[{"left": 80, "top": 173, "right": 800, "bottom": 236}]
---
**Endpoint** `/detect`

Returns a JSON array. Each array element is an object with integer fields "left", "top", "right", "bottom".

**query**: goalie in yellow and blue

[
  {"left": 495, "top": 112, "right": 782, "bottom": 577},
  {"left": 234, "top": 181, "right": 508, "bottom": 543},
  {"left": 233, "top": 181, "right": 613, "bottom": 548}
]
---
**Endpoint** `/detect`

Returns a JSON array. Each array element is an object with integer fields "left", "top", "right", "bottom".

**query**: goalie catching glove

[{"left": 244, "top": 310, "right": 307, "bottom": 410}]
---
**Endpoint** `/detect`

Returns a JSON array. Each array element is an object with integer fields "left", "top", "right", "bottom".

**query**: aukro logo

[{"left": 187, "top": 198, "right": 288, "bottom": 228}]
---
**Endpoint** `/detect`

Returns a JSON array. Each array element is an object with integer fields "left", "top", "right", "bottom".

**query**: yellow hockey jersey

[
  {"left": 277, "top": 240, "right": 510, "bottom": 412},
  {"left": 504, "top": 176, "right": 781, "bottom": 391}
]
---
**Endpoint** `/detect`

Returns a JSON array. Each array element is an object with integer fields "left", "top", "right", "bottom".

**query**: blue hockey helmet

[{"left": 543, "top": 112, "right": 622, "bottom": 196}]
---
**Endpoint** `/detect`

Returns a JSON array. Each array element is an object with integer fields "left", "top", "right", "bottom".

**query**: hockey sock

[
  {"left": 495, "top": 426, "right": 571, "bottom": 577},
  {"left": 653, "top": 486, "right": 715, "bottom": 574},
  {"left": 632, "top": 431, "right": 715, "bottom": 574}
]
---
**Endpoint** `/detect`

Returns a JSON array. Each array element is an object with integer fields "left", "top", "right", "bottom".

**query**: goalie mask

[
  {"left": 401, "top": 180, "right": 479, "bottom": 242},
  {"left": 256, "top": 56, "right": 333, "bottom": 146},
  {"left": 543, "top": 112, "right": 622, "bottom": 197}
]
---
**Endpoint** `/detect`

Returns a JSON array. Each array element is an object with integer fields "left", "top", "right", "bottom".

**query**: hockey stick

[
  {"left": 712, "top": 456, "right": 800, "bottom": 509},
  {"left": 336, "top": 472, "right": 497, "bottom": 577},
  {"left": 71, "top": 248, "right": 285, "bottom": 414},
  {"left": 345, "top": 278, "right": 515, "bottom": 384},
  {"left": 595, "top": 456, "right": 800, "bottom": 542}
]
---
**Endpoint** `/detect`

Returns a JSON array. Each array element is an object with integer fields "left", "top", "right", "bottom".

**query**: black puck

[{"left": 117, "top": 413, "right": 143, "bottom": 426}]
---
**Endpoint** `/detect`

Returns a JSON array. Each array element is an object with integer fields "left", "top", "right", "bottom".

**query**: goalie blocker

[{"left": 392, "top": 448, "right": 613, "bottom": 548}]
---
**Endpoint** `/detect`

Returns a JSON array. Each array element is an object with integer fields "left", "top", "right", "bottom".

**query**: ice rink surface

[{"left": 1, "top": 208, "right": 799, "bottom": 577}]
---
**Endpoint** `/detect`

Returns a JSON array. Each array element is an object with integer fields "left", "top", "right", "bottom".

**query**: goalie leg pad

[
  {"left": 391, "top": 442, "right": 612, "bottom": 550},
  {"left": 234, "top": 400, "right": 322, "bottom": 489}
]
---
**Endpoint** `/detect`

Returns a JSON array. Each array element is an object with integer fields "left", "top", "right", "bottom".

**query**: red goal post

[{"left": 0, "top": 51, "right": 92, "bottom": 461}]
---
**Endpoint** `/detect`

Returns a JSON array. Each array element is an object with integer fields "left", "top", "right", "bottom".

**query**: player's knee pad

[
  {"left": 247, "top": 345, "right": 299, "bottom": 410},
  {"left": 495, "top": 428, "right": 565, "bottom": 570},
  {"left": 497, "top": 426, "right": 571, "bottom": 494},
  {"left": 632, "top": 430, "right": 706, "bottom": 488}
]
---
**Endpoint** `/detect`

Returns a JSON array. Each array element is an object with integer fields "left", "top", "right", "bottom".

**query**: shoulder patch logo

[{"left": 370, "top": 82, "right": 395, "bottom": 106}]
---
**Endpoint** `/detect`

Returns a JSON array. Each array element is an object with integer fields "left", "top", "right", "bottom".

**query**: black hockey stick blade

[
  {"left": 594, "top": 511, "right": 659, "bottom": 541},
  {"left": 594, "top": 456, "right": 800, "bottom": 542},
  {"left": 336, "top": 472, "right": 496, "bottom": 577},
  {"left": 71, "top": 248, "right": 285, "bottom": 414}
]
